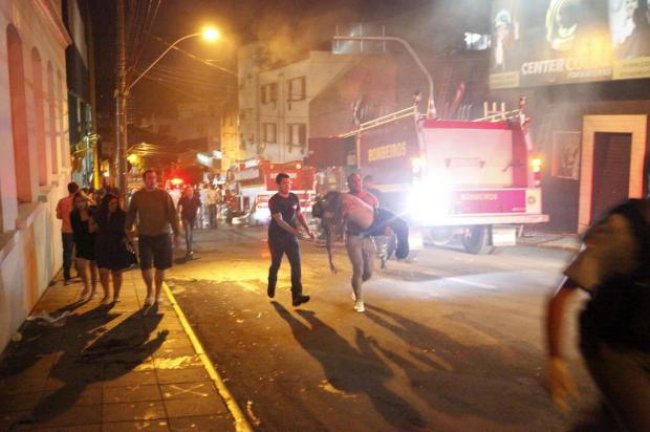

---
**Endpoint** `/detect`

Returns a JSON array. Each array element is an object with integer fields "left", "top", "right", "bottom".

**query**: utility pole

[{"left": 115, "top": 0, "right": 128, "bottom": 192}]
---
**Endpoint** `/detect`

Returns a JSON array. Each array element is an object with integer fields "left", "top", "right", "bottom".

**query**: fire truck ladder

[
  {"left": 473, "top": 108, "right": 522, "bottom": 122},
  {"left": 339, "top": 106, "right": 419, "bottom": 138}
]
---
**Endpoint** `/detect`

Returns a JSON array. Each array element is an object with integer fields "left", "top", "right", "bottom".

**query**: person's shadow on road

[
  {"left": 10, "top": 305, "right": 167, "bottom": 428},
  {"left": 272, "top": 302, "right": 426, "bottom": 430},
  {"left": 363, "top": 304, "right": 563, "bottom": 428}
]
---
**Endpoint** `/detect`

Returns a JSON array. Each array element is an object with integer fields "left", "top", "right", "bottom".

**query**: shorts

[{"left": 138, "top": 234, "right": 173, "bottom": 270}]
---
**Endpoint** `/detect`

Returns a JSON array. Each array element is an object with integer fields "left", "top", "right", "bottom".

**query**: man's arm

[
  {"left": 56, "top": 199, "right": 63, "bottom": 220},
  {"left": 167, "top": 194, "right": 180, "bottom": 236},
  {"left": 546, "top": 276, "right": 580, "bottom": 410},
  {"left": 296, "top": 209, "right": 314, "bottom": 239},
  {"left": 124, "top": 194, "right": 137, "bottom": 238},
  {"left": 271, "top": 213, "right": 298, "bottom": 236}
]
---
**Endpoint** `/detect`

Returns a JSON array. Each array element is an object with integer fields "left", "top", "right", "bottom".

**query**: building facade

[
  {"left": 238, "top": 43, "right": 358, "bottom": 163},
  {"left": 1, "top": 0, "right": 73, "bottom": 350}
]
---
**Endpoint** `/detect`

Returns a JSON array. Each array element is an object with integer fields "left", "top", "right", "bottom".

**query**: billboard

[{"left": 490, "top": 0, "right": 650, "bottom": 88}]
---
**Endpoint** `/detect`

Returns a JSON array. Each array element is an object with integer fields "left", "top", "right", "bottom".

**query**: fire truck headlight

[
  {"left": 408, "top": 183, "right": 451, "bottom": 222},
  {"left": 254, "top": 207, "right": 271, "bottom": 222}
]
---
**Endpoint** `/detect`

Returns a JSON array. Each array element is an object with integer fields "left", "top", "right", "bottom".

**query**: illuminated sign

[
  {"left": 234, "top": 168, "right": 260, "bottom": 181},
  {"left": 367, "top": 141, "right": 407, "bottom": 162},
  {"left": 490, "top": 0, "right": 650, "bottom": 88}
]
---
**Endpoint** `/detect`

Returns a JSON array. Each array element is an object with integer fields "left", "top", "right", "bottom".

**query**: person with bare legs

[
  {"left": 126, "top": 170, "right": 180, "bottom": 307},
  {"left": 70, "top": 192, "right": 98, "bottom": 300},
  {"left": 94, "top": 193, "right": 135, "bottom": 303}
]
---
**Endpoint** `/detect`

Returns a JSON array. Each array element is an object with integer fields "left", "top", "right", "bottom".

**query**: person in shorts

[{"left": 126, "top": 170, "right": 180, "bottom": 306}]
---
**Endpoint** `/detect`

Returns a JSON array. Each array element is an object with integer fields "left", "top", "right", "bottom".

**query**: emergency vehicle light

[{"left": 530, "top": 156, "right": 542, "bottom": 173}]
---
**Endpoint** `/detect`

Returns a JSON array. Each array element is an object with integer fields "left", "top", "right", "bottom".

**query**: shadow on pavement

[
  {"left": 364, "top": 304, "right": 562, "bottom": 428},
  {"left": 5, "top": 304, "right": 167, "bottom": 429},
  {"left": 272, "top": 301, "right": 426, "bottom": 430}
]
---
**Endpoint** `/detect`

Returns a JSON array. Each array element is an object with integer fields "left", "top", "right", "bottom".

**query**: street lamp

[
  {"left": 115, "top": 18, "right": 221, "bottom": 192},
  {"left": 128, "top": 26, "right": 221, "bottom": 91},
  {"left": 332, "top": 35, "right": 436, "bottom": 118}
]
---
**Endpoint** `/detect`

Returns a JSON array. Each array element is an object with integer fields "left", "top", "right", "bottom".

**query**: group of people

[
  {"left": 56, "top": 182, "right": 135, "bottom": 303},
  {"left": 266, "top": 172, "right": 386, "bottom": 313},
  {"left": 56, "top": 168, "right": 649, "bottom": 431},
  {"left": 266, "top": 170, "right": 650, "bottom": 431}
]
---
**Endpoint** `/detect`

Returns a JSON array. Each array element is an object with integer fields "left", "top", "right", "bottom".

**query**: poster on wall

[
  {"left": 551, "top": 131, "right": 582, "bottom": 180},
  {"left": 490, "top": 0, "right": 650, "bottom": 89}
]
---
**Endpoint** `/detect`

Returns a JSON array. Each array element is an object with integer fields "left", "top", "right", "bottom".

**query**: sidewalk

[{"left": 0, "top": 269, "right": 242, "bottom": 431}]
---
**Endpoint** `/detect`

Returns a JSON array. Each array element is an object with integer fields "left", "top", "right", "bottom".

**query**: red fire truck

[
  {"left": 342, "top": 105, "right": 548, "bottom": 254},
  {"left": 228, "top": 157, "right": 316, "bottom": 224}
]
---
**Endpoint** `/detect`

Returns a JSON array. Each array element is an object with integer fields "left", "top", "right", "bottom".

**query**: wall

[{"left": 0, "top": 0, "right": 72, "bottom": 351}]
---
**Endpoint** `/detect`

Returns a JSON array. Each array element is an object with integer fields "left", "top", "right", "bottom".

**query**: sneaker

[
  {"left": 354, "top": 300, "right": 365, "bottom": 313},
  {"left": 292, "top": 295, "right": 310, "bottom": 307}
]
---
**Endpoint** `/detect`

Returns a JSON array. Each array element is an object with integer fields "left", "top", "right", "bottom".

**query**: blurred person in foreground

[
  {"left": 546, "top": 198, "right": 650, "bottom": 432},
  {"left": 126, "top": 170, "right": 180, "bottom": 307}
]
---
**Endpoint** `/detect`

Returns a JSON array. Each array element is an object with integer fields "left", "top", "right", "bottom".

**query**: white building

[
  {"left": 0, "top": 0, "right": 73, "bottom": 351},
  {"left": 238, "top": 43, "right": 357, "bottom": 163}
]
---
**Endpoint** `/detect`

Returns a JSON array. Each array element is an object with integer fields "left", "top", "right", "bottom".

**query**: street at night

[
  {"left": 2, "top": 0, "right": 650, "bottom": 430},
  {"left": 167, "top": 226, "right": 597, "bottom": 431}
]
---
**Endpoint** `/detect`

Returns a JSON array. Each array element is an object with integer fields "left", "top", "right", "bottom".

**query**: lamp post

[
  {"left": 114, "top": 15, "right": 221, "bottom": 192},
  {"left": 332, "top": 35, "right": 436, "bottom": 118}
]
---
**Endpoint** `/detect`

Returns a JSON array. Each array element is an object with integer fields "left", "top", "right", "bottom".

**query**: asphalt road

[{"left": 167, "top": 225, "right": 600, "bottom": 432}]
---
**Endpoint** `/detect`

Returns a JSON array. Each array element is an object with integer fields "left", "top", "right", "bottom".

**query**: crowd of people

[{"left": 55, "top": 168, "right": 650, "bottom": 431}]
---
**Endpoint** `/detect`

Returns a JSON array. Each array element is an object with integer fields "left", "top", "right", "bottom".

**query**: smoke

[{"left": 254, "top": 4, "right": 361, "bottom": 67}]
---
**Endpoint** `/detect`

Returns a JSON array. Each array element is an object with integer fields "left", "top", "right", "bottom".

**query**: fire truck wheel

[
  {"left": 428, "top": 227, "right": 454, "bottom": 246},
  {"left": 462, "top": 225, "right": 495, "bottom": 255}
]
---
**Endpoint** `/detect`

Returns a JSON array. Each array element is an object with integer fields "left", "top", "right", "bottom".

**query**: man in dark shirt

[
  {"left": 177, "top": 187, "right": 202, "bottom": 258},
  {"left": 267, "top": 173, "right": 314, "bottom": 306}
]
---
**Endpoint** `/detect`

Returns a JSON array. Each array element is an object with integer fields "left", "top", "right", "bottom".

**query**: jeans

[
  {"left": 61, "top": 232, "right": 75, "bottom": 280},
  {"left": 208, "top": 204, "right": 218, "bottom": 228},
  {"left": 268, "top": 235, "right": 303, "bottom": 299},
  {"left": 183, "top": 219, "right": 194, "bottom": 254},
  {"left": 345, "top": 234, "right": 374, "bottom": 302}
]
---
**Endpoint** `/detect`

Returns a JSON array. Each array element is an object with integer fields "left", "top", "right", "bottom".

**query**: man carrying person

[
  {"left": 363, "top": 174, "right": 396, "bottom": 268},
  {"left": 346, "top": 173, "right": 379, "bottom": 312},
  {"left": 56, "top": 182, "right": 80, "bottom": 284},
  {"left": 267, "top": 173, "right": 313, "bottom": 307},
  {"left": 126, "top": 170, "right": 180, "bottom": 306}
]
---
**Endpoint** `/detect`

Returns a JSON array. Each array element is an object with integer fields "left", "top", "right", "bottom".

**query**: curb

[{"left": 162, "top": 282, "right": 253, "bottom": 432}]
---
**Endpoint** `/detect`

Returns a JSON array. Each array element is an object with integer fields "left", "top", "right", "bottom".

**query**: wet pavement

[{"left": 0, "top": 269, "right": 238, "bottom": 431}]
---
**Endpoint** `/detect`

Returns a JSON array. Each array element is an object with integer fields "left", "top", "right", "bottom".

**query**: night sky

[{"left": 88, "top": 0, "right": 475, "bottom": 119}]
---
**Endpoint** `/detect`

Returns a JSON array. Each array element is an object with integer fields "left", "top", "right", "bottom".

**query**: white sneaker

[{"left": 353, "top": 300, "right": 365, "bottom": 313}]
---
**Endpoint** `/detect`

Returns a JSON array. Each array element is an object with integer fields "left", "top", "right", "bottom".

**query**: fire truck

[
  {"left": 341, "top": 104, "right": 548, "bottom": 254},
  {"left": 228, "top": 157, "right": 316, "bottom": 225}
]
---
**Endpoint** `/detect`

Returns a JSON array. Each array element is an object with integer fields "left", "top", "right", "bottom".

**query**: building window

[
  {"left": 261, "top": 83, "right": 278, "bottom": 104},
  {"left": 288, "top": 123, "right": 306, "bottom": 147},
  {"left": 263, "top": 123, "right": 277, "bottom": 143},
  {"left": 287, "top": 77, "right": 306, "bottom": 101}
]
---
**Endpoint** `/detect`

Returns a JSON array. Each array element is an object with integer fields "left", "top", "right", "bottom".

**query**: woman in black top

[
  {"left": 70, "top": 192, "right": 98, "bottom": 300},
  {"left": 94, "top": 193, "right": 134, "bottom": 302}
]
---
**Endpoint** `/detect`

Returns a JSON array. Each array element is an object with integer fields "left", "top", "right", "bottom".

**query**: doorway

[{"left": 590, "top": 132, "right": 632, "bottom": 222}]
